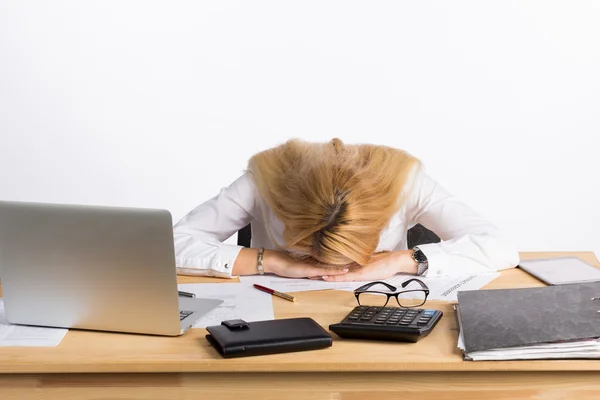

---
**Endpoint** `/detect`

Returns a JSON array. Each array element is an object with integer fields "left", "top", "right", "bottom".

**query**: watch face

[{"left": 414, "top": 249, "right": 428, "bottom": 263}]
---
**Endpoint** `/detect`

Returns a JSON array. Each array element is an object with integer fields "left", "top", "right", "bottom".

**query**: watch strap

[{"left": 257, "top": 247, "right": 265, "bottom": 275}]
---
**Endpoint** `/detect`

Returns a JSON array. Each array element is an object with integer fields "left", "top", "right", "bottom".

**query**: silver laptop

[{"left": 0, "top": 200, "right": 222, "bottom": 336}]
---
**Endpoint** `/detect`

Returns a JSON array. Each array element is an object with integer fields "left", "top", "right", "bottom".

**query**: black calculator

[{"left": 329, "top": 305, "right": 443, "bottom": 342}]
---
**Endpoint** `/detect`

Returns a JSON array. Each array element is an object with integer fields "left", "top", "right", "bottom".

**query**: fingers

[
  {"left": 325, "top": 267, "right": 349, "bottom": 275},
  {"left": 312, "top": 267, "right": 349, "bottom": 276},
  {"left": 303, "top": 265, "right": 348, "bottom": 278},
  {"left": 322, "top": 271, "right": 363, "bottom": 282}
]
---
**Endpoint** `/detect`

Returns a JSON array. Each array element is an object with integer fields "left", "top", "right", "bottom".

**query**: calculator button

[
  {"left": 399, "top": 321, "right": 410, "bottom": 325},
  {"left": 386, "top": 320, "right": 399, "bottom": 325}
]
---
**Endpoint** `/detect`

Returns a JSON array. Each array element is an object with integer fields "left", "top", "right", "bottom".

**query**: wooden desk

[{"left": 1, "top": 252, "right": 600, "bottom": 399}]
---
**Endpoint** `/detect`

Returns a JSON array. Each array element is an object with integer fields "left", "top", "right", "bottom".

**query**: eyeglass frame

[{"left": 353, "top": 278, "right": 430, "bottom": 308}]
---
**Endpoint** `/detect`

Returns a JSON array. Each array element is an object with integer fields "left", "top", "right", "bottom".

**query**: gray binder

[{"left": 457, "top": 282, "right": 600, "bottom": 353}]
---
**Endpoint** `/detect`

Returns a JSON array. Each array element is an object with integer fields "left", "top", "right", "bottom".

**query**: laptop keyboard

[{"left": 180, "top": 310, "right": 193, "bottom": 321}]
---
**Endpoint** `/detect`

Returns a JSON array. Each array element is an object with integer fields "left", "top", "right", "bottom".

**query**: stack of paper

[{"left": 457, "top": 324, "right": 600, "bottom": 361}]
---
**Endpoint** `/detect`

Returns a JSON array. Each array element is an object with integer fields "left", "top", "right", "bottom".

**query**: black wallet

[{"left": 205, "top": 317, "right": 333, "bottom": 358}]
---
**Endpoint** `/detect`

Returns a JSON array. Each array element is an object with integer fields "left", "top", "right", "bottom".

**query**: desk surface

[{"left": 1, "top": 251, "right": 599, "bottom": 375}]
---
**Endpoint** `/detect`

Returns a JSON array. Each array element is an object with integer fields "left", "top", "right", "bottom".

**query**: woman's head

[{"left": 247, "top": 138, "right": 420, "bottom": 266}]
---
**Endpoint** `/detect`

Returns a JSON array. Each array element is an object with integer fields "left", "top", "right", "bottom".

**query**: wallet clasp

[{"left": 222, "top": 319, "right": 250, "bottom": 330}]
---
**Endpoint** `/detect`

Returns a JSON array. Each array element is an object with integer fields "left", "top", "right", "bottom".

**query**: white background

[{"left": 1, "top": 1, "right": 598, "bottom": 256}]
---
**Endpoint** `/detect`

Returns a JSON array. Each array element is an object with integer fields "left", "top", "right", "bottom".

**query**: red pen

[{"left": 253, "top": 284, "right": 297, "bottom": 302}]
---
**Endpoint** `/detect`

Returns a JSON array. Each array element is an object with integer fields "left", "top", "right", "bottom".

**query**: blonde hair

[{"left": 247, "top": 138, "right": 420, "bottom": 266}]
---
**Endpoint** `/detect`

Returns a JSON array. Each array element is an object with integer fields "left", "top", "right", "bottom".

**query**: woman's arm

[
  {"left": 406, "top": 167, "right": 520, "bottom": 276},
  {"left": 173, "top": 174, "right": 257, "bottom": 278},
  {"left": 174, "top": 174, "right": 349, "bottom": 279}
]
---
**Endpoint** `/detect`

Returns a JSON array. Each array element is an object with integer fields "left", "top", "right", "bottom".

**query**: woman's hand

[
  {"left": 263, "top": 250, "right": 349, "bottom": 279},
  {"left": 315, "top": 250, "right": 418, "bottom": 282}
]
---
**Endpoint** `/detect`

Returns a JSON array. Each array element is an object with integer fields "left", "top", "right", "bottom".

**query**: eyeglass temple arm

[
  {"left": 355, "top": 281, "right": 397, "bottom": 292},
  {"left": 401, "top": 278, "right": 429, "bottom": 291}
]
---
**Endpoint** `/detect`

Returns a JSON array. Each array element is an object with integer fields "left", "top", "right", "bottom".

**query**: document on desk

[
  {"left": 240, "top": 273, "right": 500, "bottom": 301},
  {"left": 177, "top": 283, "right": 274, "bottom": 328},
  {"left": 0, "top": 299, "right": 68, "bottom": 347},
  {"left": 239, "top": 275, "right": 356, "bottom": 292},
  {"left": 395, "top": 273, "right": 501, "bottom": 302}
]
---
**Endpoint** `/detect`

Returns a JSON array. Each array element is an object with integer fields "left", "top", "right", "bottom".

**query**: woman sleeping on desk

[{"left": 173, "top": 138, "right": 519, "bottom": 281}]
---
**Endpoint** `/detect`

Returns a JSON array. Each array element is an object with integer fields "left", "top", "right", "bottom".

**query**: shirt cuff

[
  {"left": 415, "top": 243, "right": 448, "bottom": 277},
  {"left": 176, "top": 244, "right": 244, "bottom": 279}
]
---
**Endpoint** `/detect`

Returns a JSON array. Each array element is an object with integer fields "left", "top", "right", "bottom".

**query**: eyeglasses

[{"left": 354, "top": 279, "right": 430, "bottom": 308}]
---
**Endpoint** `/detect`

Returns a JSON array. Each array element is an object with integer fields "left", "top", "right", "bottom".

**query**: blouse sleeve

[
  {"left": 405, "top": 167, "right": 520, "bottom": 277},
  {"left": 173, "top": 173, "right": 257, "bottom": 278}
]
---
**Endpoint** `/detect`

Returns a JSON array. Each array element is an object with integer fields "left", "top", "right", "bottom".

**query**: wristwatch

[{"left": 412, "top": 246, "right": 429, "bottom": 276}]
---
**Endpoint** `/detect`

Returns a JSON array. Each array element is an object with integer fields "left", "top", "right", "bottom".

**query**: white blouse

[{"left": 173, "top": 167, "right": 520, "bottom": 278}]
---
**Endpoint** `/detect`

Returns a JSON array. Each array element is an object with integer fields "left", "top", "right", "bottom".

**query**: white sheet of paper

[
  {"left": 241, "top": 273, "right": 500, "bottom": 302},
  {"left": 239, "top": 275, "right": 357, "bottom": 292},
  {"left": 0, "top": 299, "right": 68, "bottom": 347},
  {"left": 177, "top": 283, "right": 274, "bottom": 328}
]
